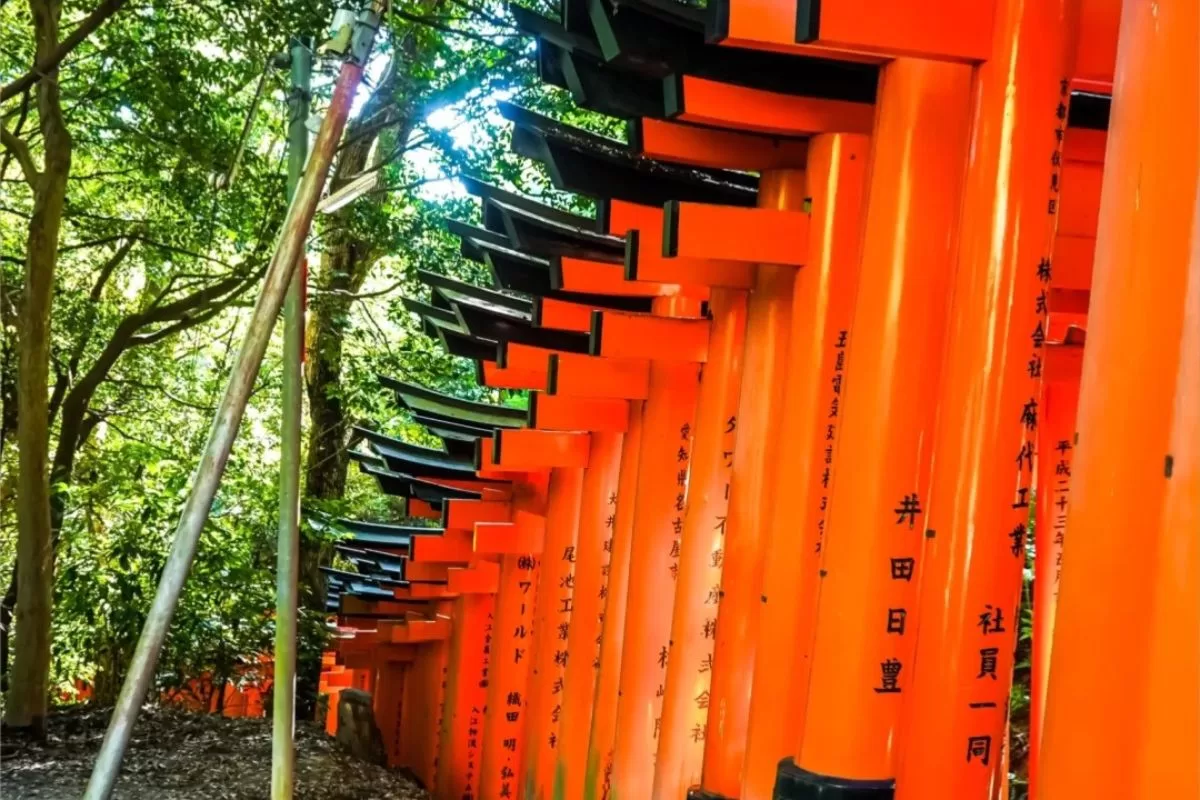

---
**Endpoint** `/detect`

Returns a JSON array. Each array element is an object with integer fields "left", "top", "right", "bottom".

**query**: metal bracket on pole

[{"left": 320, "top": 1, "right": 387, "bottom": 65}]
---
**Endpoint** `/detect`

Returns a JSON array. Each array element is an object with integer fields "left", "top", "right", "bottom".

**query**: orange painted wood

[
  {"left": 702, "top": 171, "right": 804, "bottom": 795},
  {"left": 632, "top": 117, "right": 808, "bottom": 171},
  {"left": 407, "top": 497, "right": 440, "bottom": 520},
  {"left": 443, "top": 499, "right": 511, "bottom": 531},
  {"left": 534, "top": 296, "right": 595, "bottom": 333},
  {"left": 1134, "top": 240, "right": 1199, "bottom": 796},
  {"left": 399, "top": 639, "right": 448, "bottom": 785},
  {"left": 479, "top": 480, "right": 548, "bottom": 798},
  {"left": 667, "top": 200, "right": 809, "bottom": 266},
  {"left": 896, "top": 5, "right": 1081, "bottom": 794},
  {"left": 548, "top": 352, "right": 650, "bottom": 401},
  {"left": 590, "top": 310, "right": 710, "bottom": 362},
  {"left": 480, "top": 360, "right": 548, "bottom": 391},
  {"left": 791, "top": 58, "right": 972, "bottom": 785},
  {"left": 521, "top": 467, "right": 584, "bottom": 799},
  {"left": 405, "top": 562, "right": 451, "bottom": 583},
  {"left": 1039, "top": 1, "right": 1198, "bottom": 794},
  {"left": 741, "top": 133, "right": 869, "bottom": 800},
  {"left": 474, "top": 510, "right": 547, "bottom": 556},
  {"left": 555, "top": 255, "right": 674, "bottom": 297},
  {"left": 1073, "top": 0, "right": 1120, "bottom": 86},
  {"left": 528, "top": 392, "right": 629, "bottom": 434},
  {"left": 492, "top": 428, "right": 591, "bottom": 470},
  {"left": 1029, "top": 359, "right": 1081, "bottom": 793},
  {"left": 449, "top": 561, "right": 501, "bottom": 594},
  {"left": 609, "top": 362, "right": 701, "bottom": 798},
  {"left": 1051, "top": 234, "right": 1096, "bottom": 293},
  {"left": 375, "top": 660, "right": 409, "bottom": 767},
  {"left": 670, "top": 75, "right": 875, "bottom": 137},
  {"left": 654, "top": 288, "right": 749, "bottom": 800},
  {"left": 434, "top": 593, "right": 495, "bottom": 800},
  {"left": 1063, "top": 127, "right": 1107, "bottom": 164},
  {"left": 410, "top": 529, "right": 475, "bottom": 564},
  {"left": 1056, "top": 160, "right": 1102, "bottom": 238},
  {"left": 716, "top": 0, "right": 994, "bottom": 62},
  {"left": 554, "top": 431, "right": 625, "bottom": 800},
  {"left": 584, "top": 401, "right": 645, "bottom": 798}
]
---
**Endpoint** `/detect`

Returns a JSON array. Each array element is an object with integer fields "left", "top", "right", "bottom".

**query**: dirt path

[{"left": 1, "top": 705, "right": 429, "bottom": 799}]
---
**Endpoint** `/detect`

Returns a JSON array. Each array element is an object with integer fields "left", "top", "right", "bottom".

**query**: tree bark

[{"left": 6, "top": 0, "right": 72, "bottom": 739}]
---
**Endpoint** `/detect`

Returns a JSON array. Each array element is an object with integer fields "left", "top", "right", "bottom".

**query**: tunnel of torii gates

[{"left": 311, "top": 0, "right": 1199, "bottom": 798}]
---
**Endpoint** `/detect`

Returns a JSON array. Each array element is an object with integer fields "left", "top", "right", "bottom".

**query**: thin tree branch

[
  {"left": 0, "top": 126, "right": 39, "bottom": 189},
  {"left": 1, "top": 0, "right": 132, "bottom": 104}
]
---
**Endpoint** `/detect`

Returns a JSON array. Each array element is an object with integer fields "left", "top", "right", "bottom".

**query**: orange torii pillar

[
  {"left": 497, "top": 343, "right": 653, "bottom": 800},
  {"left": 488, "top": 428, "right": 590, "bottom": 800},
  {"left": 586, "top": 398, "right": 646, "bottom": 800},
  {"left": 1028, "top": 111, "right": 1101, "bottom": 789},
  {"left": 594, "top": 196, "right": 752, "bottom": 800},
  {"left": 654, "top": 287, "right": 748, "bottom": 800},
  {"left": 740, "top": 133, "right": 869, "bottom": 800},
  {"left": 593, "top": 303, "right": 707, "bottom": 799},
  {"left": 529, "top": 395, "right": 630, "bottom": 800},
  {"left": 1134, "top": 230, "right": 1199, "bottom": 797},
  {"left": 660, "top": 181, "right": 811, "bottom": 800},
  {"left": 1028, "top": 337, "right": 1082, "bottom": 793},
  {"left": 895, "top": 1, "right": 1080, "bottom": 797},
  {"left": 476, "top": 472, "right": 549, "bottom": 800},
  {"left": 1039, "top": 0, "right": 1199, "bottom": 795},
  {"left": 773, "top": 59, "right": 973, "bottom": 798},
  {"left": 430, "top": 593, "right": 493, "bottom": 800}
]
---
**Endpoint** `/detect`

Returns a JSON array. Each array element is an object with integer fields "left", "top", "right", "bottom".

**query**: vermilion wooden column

[
  {"left": 1028, "top": 344, "right": 1081, "bottom": 793},
  {"left": 774, "top": 58, "right": 973, "bottom": 799},
  {"left": 556, "top": 428, "right": 626, "bottom": 800},
  {"left": 1134, "top": 228, "right": 1199, "bottom": 797},
  {"left": 522, "top": 465, "right": 585, "bottom": 800},
  {"left": 434, "top": 592, "right": 495, "bottom": 800},
  {"left": 1039, "top": 0, "right": 1198, "bottom": 794},
  {"left": 400, "top": 639, "right": 449, "bottom": 787},
  {"left": 586, "top": 400, "right": 645, "bottom": 800},
  {"left": 699, "top": 170, "right": 803, "bottom": 798},
  {"left": 654, "top": 287, "right": 748, "bottom": 800},
  {"left": 480, "top": 479, "right": 548, "bottom": 800},
  {"left": 740, "top": 132, "right": 869, "bottom": 800},
  {"left": 894, "top": 1, "right": 1080, "bottom": 796},
  {"left": 609, "top": 359, "right": 702, "bottom": 798}
]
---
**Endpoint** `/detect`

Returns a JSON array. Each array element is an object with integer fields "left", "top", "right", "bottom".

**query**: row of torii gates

[{"left": 317, "top": 0, "right": 1197, "bottom": 798}]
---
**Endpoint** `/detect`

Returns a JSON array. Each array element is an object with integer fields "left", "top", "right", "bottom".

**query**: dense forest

[{"left": 0, "top": 0, "right": 601, "bottom": 736}]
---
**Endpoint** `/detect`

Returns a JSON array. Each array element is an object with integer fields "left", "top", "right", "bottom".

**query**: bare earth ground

[{"left": 0, "top": 705, "right": 430, "bottom": 799}]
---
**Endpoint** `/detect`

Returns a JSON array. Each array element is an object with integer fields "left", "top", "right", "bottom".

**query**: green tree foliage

[{"left": 0, "top": 0, "right": 588, "bottom": 730}]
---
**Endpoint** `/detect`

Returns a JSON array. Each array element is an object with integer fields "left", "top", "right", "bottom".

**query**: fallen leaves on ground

[{"left": 1, "top": 704, "right": 429, "bottom": 799}]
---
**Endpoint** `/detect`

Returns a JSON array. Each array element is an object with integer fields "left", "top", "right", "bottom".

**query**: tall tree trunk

[
  {"left": 297, "top": 66, "right": 409, "bottom": 717},
  {"left": 6, "top": 0, "right": 72, "bottom": 739}
]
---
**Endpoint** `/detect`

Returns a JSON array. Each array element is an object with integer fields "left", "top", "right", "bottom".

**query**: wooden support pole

[
  {"left": 1039, "top": 0, "right": 1199, "bottom": 794},
  {"left": 740, "top": 132, "right": 869, "bottom": 800},
  {"left": 774, "top": 58, "right": 973, "bottom": 798}
]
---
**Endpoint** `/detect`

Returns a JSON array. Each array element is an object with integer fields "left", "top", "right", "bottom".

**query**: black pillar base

[
  {"left": 687, "top": 789, "right": 733, "bottom": 800},
  {"left": 773, "top": 758, "right": 895, "bottom": 799}
]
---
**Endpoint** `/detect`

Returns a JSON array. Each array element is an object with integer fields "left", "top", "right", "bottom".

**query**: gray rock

[{"left": 335, "top": 688, "right": 387, "bottom": 767}]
